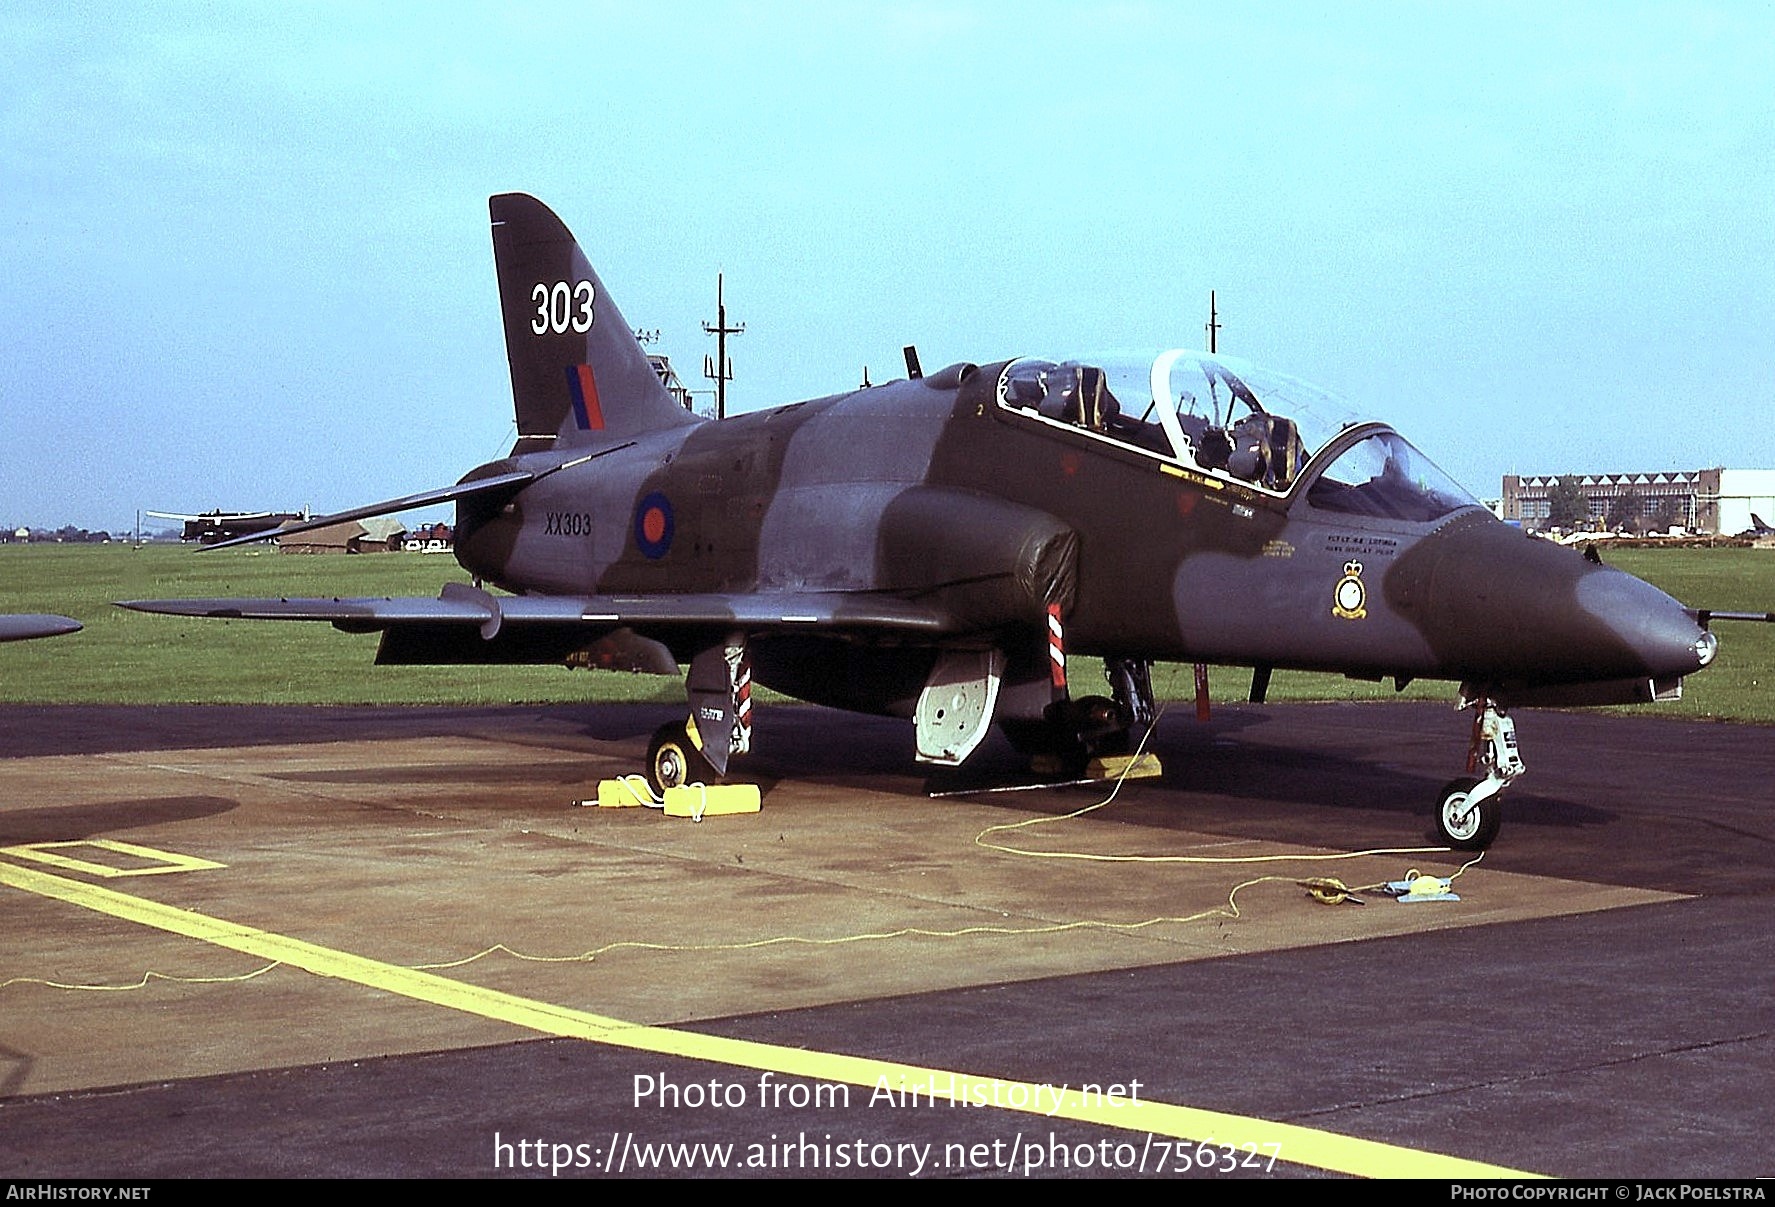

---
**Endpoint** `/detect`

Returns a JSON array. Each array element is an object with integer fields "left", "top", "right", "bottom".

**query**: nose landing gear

[{"left": 1436, "top": 692, "right": 1523, "bottom": 850}]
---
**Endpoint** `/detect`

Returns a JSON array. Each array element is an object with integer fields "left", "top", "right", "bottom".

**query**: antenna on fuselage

[
  {"left": 702, "top": 272, "right": 745, "bottom": 420},
  {"left": 1205, "top": 289, "right": 1221, "bottom": 354},
  {"left": 903, "top": 345, "right": 923, "bottom": 380}
]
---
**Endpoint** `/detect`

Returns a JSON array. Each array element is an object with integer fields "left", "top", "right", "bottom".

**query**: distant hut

[{"left": 276, "top": 517, "right": 406, "bottom": 554}]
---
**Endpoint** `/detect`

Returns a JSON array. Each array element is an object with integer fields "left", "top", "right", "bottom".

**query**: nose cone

[
  {"left": 1385, "top": 515, "right": 1712, "bottom": 687},
  {"left": 1575, "top": 568, "right": 1713, "bottom": 680}
]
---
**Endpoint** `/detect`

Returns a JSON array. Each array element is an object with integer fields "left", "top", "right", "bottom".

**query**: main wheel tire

[
  {"left": 1435, "top": 775, "right": 1502, "bottom": 850},
  {"left": 646, "top": 721, "right": 715, "bottom": 797}
]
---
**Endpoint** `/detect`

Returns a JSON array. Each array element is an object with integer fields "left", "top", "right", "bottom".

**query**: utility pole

[
  {"left": 1196, "top": 288, "right": 1220, "bottom": 722},
  {"left": 702, "top": 272, "right": 745, "bottom": 420}
]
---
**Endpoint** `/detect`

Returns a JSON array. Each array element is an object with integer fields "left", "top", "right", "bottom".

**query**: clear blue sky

[{"left": 3, "top": 1, "right": 1771, "bottom": 531}]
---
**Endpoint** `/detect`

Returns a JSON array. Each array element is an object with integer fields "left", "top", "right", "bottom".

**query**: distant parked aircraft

[{"left": 148, "top": 509, "right": 307, "bottom": 545}]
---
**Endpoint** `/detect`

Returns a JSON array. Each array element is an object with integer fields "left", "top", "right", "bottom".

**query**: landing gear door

[
  {"left": 686, "top": 633, "right": 752, "bottom": 776},
  {"left": 914, "top": 649, "right": 1005, "bottom": 765}
]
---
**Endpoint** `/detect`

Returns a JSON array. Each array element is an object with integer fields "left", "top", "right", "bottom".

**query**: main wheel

[
  {"left": 1435, "top": 775, "right": 1501, "bottom": 850},
  {"left": 646, "top": 721, "right": 715, "bottom": 797},
  {"left": 998, "top": 719, "right": 1090, "bottom": 779},
  {"left": 1000, "top": 697, "right": 1132, "bottom": 779}
]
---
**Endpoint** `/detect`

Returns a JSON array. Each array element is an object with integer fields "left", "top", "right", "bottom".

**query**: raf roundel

[{"left": 634, "top": 492, "right": 675, "bottom": 560}]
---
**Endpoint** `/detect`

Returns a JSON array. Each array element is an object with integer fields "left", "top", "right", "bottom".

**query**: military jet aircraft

[
  {"left": 0, "top": 615, "right": 81, "bottom": 642},
  {"left": 123, "top": 193, "right": 1756, "bottom": 850}
]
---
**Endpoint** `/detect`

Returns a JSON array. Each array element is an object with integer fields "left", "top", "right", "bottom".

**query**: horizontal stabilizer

[{"left": 198, "top": 471, "right": 537, "bottom": 551}]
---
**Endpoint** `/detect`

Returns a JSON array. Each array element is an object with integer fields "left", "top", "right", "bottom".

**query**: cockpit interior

[{"left": 997, "top": 350, "right": 1478, "bottom": 522}]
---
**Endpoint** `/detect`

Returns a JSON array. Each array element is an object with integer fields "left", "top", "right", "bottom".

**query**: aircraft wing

[
  {"left": 0, "top": 614, "right": 82, "bottom": 642},
  {"left": 119, "top": 585, "right": 955, "bottom": 633}
]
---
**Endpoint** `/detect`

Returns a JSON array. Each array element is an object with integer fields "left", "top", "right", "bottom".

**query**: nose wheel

[
  {"left": 1436, "top": 775, "right": 1502, "bottom": 850},
  {"left": 1435, "top": 693, "right": 1523, "bottom": 850}
]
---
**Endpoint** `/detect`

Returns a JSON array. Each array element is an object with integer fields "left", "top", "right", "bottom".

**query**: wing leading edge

[
  {"left": 120, "top": 582, "right": 954, "bottom": 631},
  {"left": 118, "top": 583, "right": 957, "bottom": 669}
]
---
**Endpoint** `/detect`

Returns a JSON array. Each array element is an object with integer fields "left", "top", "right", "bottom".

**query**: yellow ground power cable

[{"left": 1, "top": 963, "right": 282, "bottom": 992}]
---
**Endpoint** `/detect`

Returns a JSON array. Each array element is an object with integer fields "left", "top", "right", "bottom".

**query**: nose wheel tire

[
  {"left": 647, "top": 721, "right": 715, "bottom": 797},
  {"left": 1436, "top": 775, "right": 1501, "bottom": 850}
]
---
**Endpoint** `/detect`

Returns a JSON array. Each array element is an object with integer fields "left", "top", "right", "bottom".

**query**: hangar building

[{"left": 1501, "top": 469, "right": 1775, "bottom": 535}]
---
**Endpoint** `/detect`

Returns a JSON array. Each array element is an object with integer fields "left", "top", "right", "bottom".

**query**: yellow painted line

[
  {"left": 0, "top": 839, "right": 226, "bottom": 878},
  {"left": 0, "top": 860, "right": 1536, "bottom": 1179}
]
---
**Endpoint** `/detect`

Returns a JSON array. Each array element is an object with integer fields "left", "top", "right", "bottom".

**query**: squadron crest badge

[{"left": 1332, "top": 560, "right": 1367, "bottom": 620}]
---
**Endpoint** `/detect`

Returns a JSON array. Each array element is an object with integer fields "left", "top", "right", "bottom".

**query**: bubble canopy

[{"left": 995, "top": 350, "right": 1479, "bottom": 521}]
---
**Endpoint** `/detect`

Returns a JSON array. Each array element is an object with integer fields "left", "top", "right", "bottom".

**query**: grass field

[
  {"left": 2, "top": 542, "right": 1770, "bottom": 720},
  {"left": 0, "top": 543, "right": 682, "bottom": 706}
]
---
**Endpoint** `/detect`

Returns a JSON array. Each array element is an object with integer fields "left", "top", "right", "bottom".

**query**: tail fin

[{"left": 490, "top": 193, "right": 698, "bottom": 453}]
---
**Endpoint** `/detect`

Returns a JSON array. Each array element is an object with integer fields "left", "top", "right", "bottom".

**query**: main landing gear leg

[
  {"left": 997, "top": 615, "right": 1141, "bottom": 777},
  {"left": 1104, "top": 657, "right": 1156, "bottom": 734},
  {"left": 647, "top": 633, "right": 751, "bottom": 797},
  {"left": 1435, "top": 690, "right": 1524, "bottom": 850}
]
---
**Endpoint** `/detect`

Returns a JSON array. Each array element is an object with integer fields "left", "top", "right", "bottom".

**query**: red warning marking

[{"left": 1047, "top": 603, "right": 1067, "bottom": 690}]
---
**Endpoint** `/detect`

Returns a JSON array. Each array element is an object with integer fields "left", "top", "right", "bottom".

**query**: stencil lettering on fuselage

[{"left": 545, "top": 512, "right": 596, "bottom": 537}]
